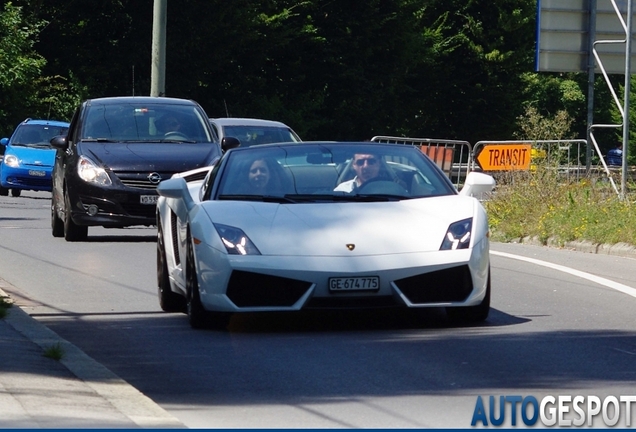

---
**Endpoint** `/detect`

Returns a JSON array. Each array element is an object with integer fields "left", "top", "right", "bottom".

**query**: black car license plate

[{"left": 329, "top": 276, "right": 380, "bottom": 292}]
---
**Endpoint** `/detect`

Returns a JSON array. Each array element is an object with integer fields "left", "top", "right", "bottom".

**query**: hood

[
  {"left": 7, "top": 145, "right": 56, "bottom": 167},
  {"left": 202, "top": 196, "right": 480, "bottom": 256},
  {"left": 78, "top": 142, "right": 220, "bottom": 172}
]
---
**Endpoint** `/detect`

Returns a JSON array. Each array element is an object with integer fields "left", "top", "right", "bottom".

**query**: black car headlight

[
  {"left": 214, "top": 223, "right": 261, "bottom": 255},
  {"left": 77, "top": 155, "right": 112, "bottom": 185},
  {"left": 440, "top": 218, "right": 473, "bottom": 250}
]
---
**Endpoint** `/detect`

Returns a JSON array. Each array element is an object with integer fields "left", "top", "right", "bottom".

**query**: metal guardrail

[{"left": 371, "top": 136, "right": 473, "bottom": 188}]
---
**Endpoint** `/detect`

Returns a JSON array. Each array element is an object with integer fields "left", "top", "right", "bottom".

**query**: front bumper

[
  {"left": 194, "top": 239, "right": 490, "bottom": 313},
  {"left": 1, "top": 165, "right": 52, "bottom": 191},
  {"left": 67, "top": 181, "right": 158, "bottom": 227}
]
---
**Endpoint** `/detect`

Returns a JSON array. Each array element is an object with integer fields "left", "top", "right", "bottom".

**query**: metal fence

[
  {"left": 371, "top": 136, "right": 625, "bottom": 195},
  {"left": 371, "top": 136, "right": 473, "bottom": 188}
]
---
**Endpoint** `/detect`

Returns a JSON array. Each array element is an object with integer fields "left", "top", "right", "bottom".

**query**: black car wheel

[
  {"left": 185, "top": 232, "right": 230, "bottom": 330},
  {"left": 0, "top": 186, "right": 7, "bottom": 196},
  {"left": 63, "top": 190, "right": 88, "bottom": 241},
  {"left": 446, "top": 268, "right": 490, "bottom": 323},
  {"left": 51, "top": 193, "right": 64, "bottom": 238},
  {"left": 10, "top": 188, "right": 20, "bottom": 197},
  {"left": 157, "top": 219, "right": 186, "bottom": 312}
]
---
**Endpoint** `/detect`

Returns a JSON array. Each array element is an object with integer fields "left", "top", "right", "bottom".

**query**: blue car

[{"left": 0, "top": 119, "right": 70, "bottom": 197}]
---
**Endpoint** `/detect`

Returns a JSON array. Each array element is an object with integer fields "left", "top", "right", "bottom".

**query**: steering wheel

[
  {"left": 356, "top": 179, "right": 409, "bottom": 195},
  {"left": 164, "top": 131, "right": 189, "bottom": 140}
]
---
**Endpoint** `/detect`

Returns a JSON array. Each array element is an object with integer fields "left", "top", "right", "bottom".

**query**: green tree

[
  {"left": 0, "top": 2, "right": 82, "bottom": 134},
  {"left": 0, "top": 2, "right": 47, "bottom": 132}
]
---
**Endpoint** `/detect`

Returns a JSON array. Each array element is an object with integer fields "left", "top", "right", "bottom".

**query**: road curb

[
  {"left": 516, "top": 236, "right": 636, "bottom": 260},
  {"left": 0, "top": 283, "right": 185, "bottom": 428}
]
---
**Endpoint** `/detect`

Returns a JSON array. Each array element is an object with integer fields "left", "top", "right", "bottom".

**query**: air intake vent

[
  {"left": 394, "top": 265, "right": 473, "bottom": 303},
  {"left": 226, "top": 271, "right": 311, "bottom": 307}
]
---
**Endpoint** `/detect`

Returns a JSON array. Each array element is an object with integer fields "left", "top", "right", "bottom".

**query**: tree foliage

[{"left": 1, "top": 0, "right": 596, "bottom": 146}]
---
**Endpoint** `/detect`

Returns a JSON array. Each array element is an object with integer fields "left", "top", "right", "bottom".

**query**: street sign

[{"left": 475, "top": 143, "right": 532, "bottom": 171}]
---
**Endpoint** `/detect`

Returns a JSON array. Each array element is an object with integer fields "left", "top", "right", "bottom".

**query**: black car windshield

[
  {"left": 222, "top": 126, "right": 300, "bottom": 147},
  {"left": 11, "top": 124, "right": 69, "bottom": 148},
  {"left": 81, "top": 103, "right": 213, "bottom": 143},
  {"left": 214, "top": 143, "right": 457, "bottom": 202}
]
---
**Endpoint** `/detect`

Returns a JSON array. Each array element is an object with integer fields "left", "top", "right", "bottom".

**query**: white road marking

[{"left": 491, "top": 250, "right": 636, "bottom": 299}]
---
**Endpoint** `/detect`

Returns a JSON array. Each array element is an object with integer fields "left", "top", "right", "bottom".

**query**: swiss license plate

[
  {"left": 329, "top": 276, "right": 380, "bottom": 292},
  {"left": 28, "top": 170, "right": 45, "bottom": 177},
  {"left": 140, "top": 195, "right": 158, "bottom": 205}
]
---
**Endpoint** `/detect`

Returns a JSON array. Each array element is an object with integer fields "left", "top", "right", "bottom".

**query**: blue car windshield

[
  {"left": 11, "top": 124, "right": 69, "bottom": 148},
  {"left": 215, "top": 143, "right": 457, "bottom": 202}
]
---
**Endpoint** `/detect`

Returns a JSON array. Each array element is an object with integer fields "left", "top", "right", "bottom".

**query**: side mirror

[
  {"left": 50, "top": 136, "right": 69, "bottom": 150},
  {"left": 221, "top": 136, "right": 241, "bottom": 152},
  {"left": 0, "top": 138, "right": 8, "bottom": 147},
  {"left": 459, "top": 172, "right": 495, "bottom": 197}
]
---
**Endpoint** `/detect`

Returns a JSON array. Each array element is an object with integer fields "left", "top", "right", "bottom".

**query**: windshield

[
  {"left": 11, "top": 124, "right": 69, "bottom": 148},
  {"left": 214, "top": 143, "right": 457, "bottom": 202},
  {"left": 81, "top": 103, "right": 214, "bottom": 143},
  {"left": 223, "top": 125, "right": 300, "bottom": 147}
]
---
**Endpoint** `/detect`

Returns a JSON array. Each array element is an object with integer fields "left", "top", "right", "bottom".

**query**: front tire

[
  {"left": 185, "top": 233, "right": 230, "bottom": 330},
  {"left": 0, "top": 186, "right": 8, "bottom": 196},
  {"left": 157, "top": 219, "right": 186, "bottom": 312},
  {"left": 51, "top": 193, "right": 64, "bottom": 237},
  {"left": 10, "top": 188, "right": 21, "bottom": 197},
  {"left": 63, "top": 190, "right": 88, "bottom": 241},
  {"left": 446, "top": 269, "right": 491, "bottom": 323}
]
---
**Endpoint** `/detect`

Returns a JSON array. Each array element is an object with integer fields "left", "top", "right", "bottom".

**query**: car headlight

[
  {"left": 214, "top": 223, "right": 261, "bottom": 255},
  {"left": 77, "top": 155, "right": 112, "bottom": 185},
  {"left": 440, "top": 218, "right": 473, "bottom": 250},
  {"left": 4, "top": 155, "right": 19, "bottom": 168}
]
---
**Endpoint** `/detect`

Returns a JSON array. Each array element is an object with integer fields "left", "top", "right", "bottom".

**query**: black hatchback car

[{"left": 51, "top": 96, "right": 227, "bottom": 241}]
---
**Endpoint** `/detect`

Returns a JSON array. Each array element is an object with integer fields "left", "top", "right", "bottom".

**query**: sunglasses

[{"left": 354, "top": 158, "right": 378, "bottom": 167}]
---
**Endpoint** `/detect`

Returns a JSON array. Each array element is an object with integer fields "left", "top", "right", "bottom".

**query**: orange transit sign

[{"left": 476, "top": 144, "right": 532, "bottom": 171}]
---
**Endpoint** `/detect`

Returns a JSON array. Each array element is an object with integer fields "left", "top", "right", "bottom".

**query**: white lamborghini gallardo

[{"left": 156, "top": 141, "right": 495, "bottom": 329}]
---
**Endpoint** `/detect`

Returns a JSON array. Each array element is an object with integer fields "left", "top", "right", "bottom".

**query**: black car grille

[
  {"left": 115, "top": 171, "right": 173, "bottom": 190},
  {"left": 120, "top": 202, "right": 157, "bottom": 219},
  {"left": 226, "top": 271, "right": 312, "bottom": 307},
  {"left": 394, "top": 265, "right": 473, "bottom": 304},
  {"left": 12, "top": 177, "right": 50, "bottom": 187}
]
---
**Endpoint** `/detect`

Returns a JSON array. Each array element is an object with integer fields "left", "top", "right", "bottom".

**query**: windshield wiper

[
  {"left": 283, "top": 193, "right": 409, "bottom": 202},
  {"left": 81, "top": 138, "right": 117, "bottom": 143},
  {"left": 218, "top": 194, "right": 297, "bottom": 203},
  {"left": 156, "top": 139, "right": 197, "bottom": 143}
]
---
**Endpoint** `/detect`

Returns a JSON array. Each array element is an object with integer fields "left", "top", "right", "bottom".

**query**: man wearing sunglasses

[{"left": 334, "top": 153, "right": 382, "bottom": 192}]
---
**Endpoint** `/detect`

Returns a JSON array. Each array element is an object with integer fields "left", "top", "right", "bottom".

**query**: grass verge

[
  {"left": 485, "top": 167, "right": 636, "bottom": 246},
  {"left": 43, "top": 342, "right": 65, "bottom": 361}
]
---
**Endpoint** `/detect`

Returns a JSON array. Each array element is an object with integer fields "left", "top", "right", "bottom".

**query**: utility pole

[
  {"left": 621, "top": 0, "right": 634, "bottom": 200},
  {"left": 150, "top": 0, "right": 167, "bottom": 97}
]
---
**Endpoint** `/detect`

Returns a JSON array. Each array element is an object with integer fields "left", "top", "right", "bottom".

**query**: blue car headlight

[
  {"left": 440, "top": 218, "right": 473, "bottom": 250},
  {"left": 4, "top": 155, "right": 19, "bottom": 168},
  {"left": 214, "top": 223, "right": 261, "bottom": 255},
  {"left": 77, "top": 155, "right": 112, "bottom": 185}
]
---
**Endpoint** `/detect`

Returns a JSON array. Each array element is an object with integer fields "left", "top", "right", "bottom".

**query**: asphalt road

[{"left": 2, "top": 191, "right": 636, "bottom": 428}]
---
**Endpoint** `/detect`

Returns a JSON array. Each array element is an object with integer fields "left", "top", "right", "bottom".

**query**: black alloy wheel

[
  {"left": 185, "top": 231, "right": 231, "bottom": 330},
  {"left": 157, "top": 218, "right": 186, "bottom": 312},
  {"left": 51, "top": 192, "right": 64, "bottom": 237},
  {"left": 63, "top": 190, "right": 88, "bottom": 241}
]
